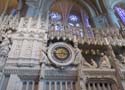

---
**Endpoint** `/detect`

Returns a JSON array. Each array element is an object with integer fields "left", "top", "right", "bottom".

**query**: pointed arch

[
  {"left": 80, "top": 0, "right": 96, "bottom": 17},
  {"left": 111, "top": 0, "right": 125, "bottom": 9}
]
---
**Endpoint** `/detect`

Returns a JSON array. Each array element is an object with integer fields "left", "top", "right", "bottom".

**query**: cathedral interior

[{"left": 0, "top": 0, "right": 125, "bottom": 90}]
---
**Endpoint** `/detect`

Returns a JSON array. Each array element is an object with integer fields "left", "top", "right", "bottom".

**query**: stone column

[
  {"left": 60, "top": 81, "right": 62, "bottom": 90},
  {"left": 38, "top": 80, "right": 44, "bottom": 90},
  {"left": 107, "top": 83, "right": 111, "bottom": 90},
  {"left": 107, "top": 8, "right": 120, "bottom": 28},
  {"left": 54, "top": 81, "right": 57, "bottom": 90},
  {"left": 111, "top": 83, "right": 118, "bottom": 90},
  {"left": 97, "top": 83, "right": 102, "bottom": 90},
  {"left": 0, "top": 73, "right": 4, "bottom": 90},
  {"left": 93, "top": 83, "right": 96, "bottom": 90},
  {"left": 0, "top": 75, "right": 9, "bottom": 90},
  {"left": 87, "top": 83, "right": 91, "bottom": 90},
  {"left": 102, "top": 83, "right": 107, "bottom": 90},
  {"left": 80, "top": 80, "right": 87, "bottom": 90},
  {"left": 122, "top": 81, "right": 125, "bottom": 90},
  {"left": 6, "top": 74, "right": 22, "bottom": 90},
  {"left": 17, "top": 0, "right": 23, "bottom": 15},
  {"left": 32, "top": 81, "right": 35, "bottom": 90}
]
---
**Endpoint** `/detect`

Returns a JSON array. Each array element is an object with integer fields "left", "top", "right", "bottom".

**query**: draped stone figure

[
  {"left": 40, "top": 49, "right": 49, "bottom": 79},
  {"left": 119, "top": 54, "right": 125, "bottom": 64},
  {"left": 118, "top": 54, "right": 125, "bottom": 68},
  {"left": 74, "top": 47, "right": 82, "bottom": 65},
  {"left": 99, "top": 53, "right": 111, "bottom": 69},
  {"left": 74, "top": 47, "right": 98, "bottom": 69},
  {"left": 90, "top": 59, "right": 97, "bottom": 68},
  {"left": 75, "top": 48, "right": 92, "bottom": 68},
  {"left": 0, "top": 37, "right": 11, "bottom": 67}
]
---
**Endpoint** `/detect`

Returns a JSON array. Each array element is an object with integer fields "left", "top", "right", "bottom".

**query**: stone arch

[
  {"left": 111, "top": 0, "right": 125, "bottom": 9},
  {"left": 101, "top": 0, "right": 124, "bottom": 28},
  {"left": 96, "top": 0, "right": 107, "bottom": 13}
]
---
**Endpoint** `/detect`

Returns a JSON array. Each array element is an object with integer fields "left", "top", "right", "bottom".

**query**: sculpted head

[{"left": 100, "top": 53, "right": 104, "bottom": 56}]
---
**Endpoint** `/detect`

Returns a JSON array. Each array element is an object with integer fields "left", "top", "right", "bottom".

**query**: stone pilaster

[{"left": 38, "top": 80, "right": 44, "bottom": 90}]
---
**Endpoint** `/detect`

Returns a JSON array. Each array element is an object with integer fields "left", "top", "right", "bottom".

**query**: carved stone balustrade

[{"left": 79, "top": 69, "right": 116, "bottom": 80}]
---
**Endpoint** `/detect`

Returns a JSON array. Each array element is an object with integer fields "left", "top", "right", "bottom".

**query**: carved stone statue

[
  {"left": 99, "top": 53, "right": 111, "bottom": 69},
  {"left": 81, "top": 59, "right": 92, "bottom": 68},
  {"left": 75, "top": 48, "right": 92, "bottom": 68},
  {"left": 0, "top": 37, "right": 11, "bottom": 67},
  {"left": 119, "top": 54, "right": 125, "bottom": 64},
  {"left": 75, "top": 47, "right": 97, "bottom": 69},
  {"left": 74, "top": 47, "right": 82, "bottom": 65},
  {"left": 118, "top": 54, "right": 125, "bottom": 68},
  {"left": 40, "top": 50, "right": 48, "bottom": 79},
  {"left": 90, "top": 59, "right": 97, "bottom": 68}
]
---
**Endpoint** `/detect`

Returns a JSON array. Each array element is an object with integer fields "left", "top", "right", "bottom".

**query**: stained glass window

[
  {"left": 84, "top": 16, "right": 93, "bottom": 38},
  {"left": 84, "top": 16, "right": 91, "bottom": 28},
  {"left": 115, "top": 6, "right": 125, "bottom": 25},
  {"left": 54, "top": 24, "right": 63, "bottom": 31},
  {"left": 68, "top": 14, "right": 80, "bottom": 27},
  {"left": 49, "top": 12, "right": 62, "bottom": 21}
]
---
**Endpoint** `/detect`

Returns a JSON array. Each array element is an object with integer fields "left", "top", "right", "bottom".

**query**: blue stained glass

[
  {"left": 68, "top": 14, "right": 80, "bottom": 27},
  {"left": 84, "top": 16, "right": 91, "bottom": 28},
  {"left": 11, "top": 9, "right": 17, "bottom": 16},
  {"left": 49, "top": 12, "right": 62, "bottom": 21},
  {"left": 115, "top": 7, "right": 125, "bottom": 25},
  {"left": 69, "top": 15, "right": 79, "bottom": 22},
  {"left": 55, "top": 25, "right": 61, "bottom": 31}
]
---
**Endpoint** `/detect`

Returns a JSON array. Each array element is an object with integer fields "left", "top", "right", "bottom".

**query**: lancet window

[{"left": 115, "top": 6, "right": 125, "bottom": 25}]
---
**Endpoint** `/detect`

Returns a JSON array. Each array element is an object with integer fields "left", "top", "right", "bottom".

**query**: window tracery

[
  {"left": 68, "top": 14, "right": 80, "bottom": 27},
  {"left": 49, "top": 12, "right": 63, "bottom": 31},
  {"left": 49, "top": 12, "right": 62, "bottom": 22}
]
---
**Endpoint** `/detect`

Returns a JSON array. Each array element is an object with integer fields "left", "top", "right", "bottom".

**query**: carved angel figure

[{"left": 99, "top": 53, "right": 111, "bottom": 69}]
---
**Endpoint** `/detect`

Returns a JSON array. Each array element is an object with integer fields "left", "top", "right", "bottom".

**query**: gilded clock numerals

[{"left": 54, "top": 47, "right": 69, "bottom": 60}]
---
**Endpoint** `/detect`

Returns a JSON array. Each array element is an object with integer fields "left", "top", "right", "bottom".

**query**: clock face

[
  {"left": 47, "top": 42, "right": 75, "bottom": 66},
  {"left": 54, "top": 47, "right": 69, "bottom": 60}
]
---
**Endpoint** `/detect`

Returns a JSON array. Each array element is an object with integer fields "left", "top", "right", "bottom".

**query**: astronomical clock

[{"left": 47, "top": 42, "right": 75, "bottom": 67}]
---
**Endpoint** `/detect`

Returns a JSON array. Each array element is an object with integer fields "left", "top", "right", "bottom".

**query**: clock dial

[
  {"left": 54, "top": 47, "right": 69, "bottom": 60},
  {"left": 48, "top": 42, "right": 75, "bottom": 66}
]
